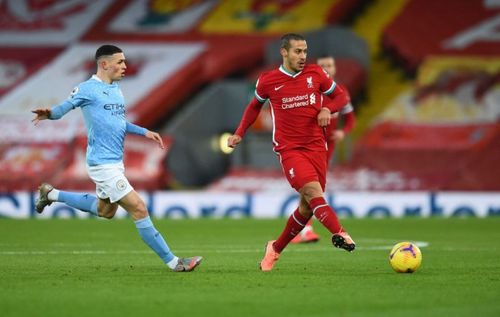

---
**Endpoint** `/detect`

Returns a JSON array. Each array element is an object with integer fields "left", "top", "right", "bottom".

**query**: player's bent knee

[
  {"left": 300, "top": 185, "right": 317, "bottom": 202},
  {"left": 300, "top": 186, "right": 322, "bottom": 202},
  {"left": 100, "top": 212, "right": 115, "bottom": 219},
  {"left": 98, "top": 210, "right": 114, "bottom": 219},
  {"left": 97, "top": 204, "right": 118, "bottom": 219}
]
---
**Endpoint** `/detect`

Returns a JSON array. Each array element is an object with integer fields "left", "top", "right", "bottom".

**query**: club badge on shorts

[{"left": 116, "top": 179, "right": 127, "bottom": 191}]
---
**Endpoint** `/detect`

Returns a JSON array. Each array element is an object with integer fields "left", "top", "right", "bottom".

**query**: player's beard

[
  {"left": 286, "top": 59, "right": 304, "bottom": 73},
  {"left": 297, "top": 60, "right": 305, "bottom": 70},
  {"left": 294, "top": 59, "right": 305, "bottom": 72}
]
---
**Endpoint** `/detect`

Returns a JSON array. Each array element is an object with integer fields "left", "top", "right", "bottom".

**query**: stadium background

[
  {"left": 1, "top": 1, "right": 500, "bottom": 317},
  {"left": 0, "top": 0, "right": 498, "bottom": 218}
]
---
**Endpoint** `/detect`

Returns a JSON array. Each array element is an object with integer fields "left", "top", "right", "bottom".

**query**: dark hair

[
  {"left": 280, "top": 33, "right": 306, "bottom": 50},
  {"left": 95, "top": 45, "right": 123, "bottom": 61}
]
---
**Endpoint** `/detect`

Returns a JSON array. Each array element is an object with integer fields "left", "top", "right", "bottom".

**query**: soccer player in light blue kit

[{"left": 31, "top": 45, "right": 202, "bottom": 272}]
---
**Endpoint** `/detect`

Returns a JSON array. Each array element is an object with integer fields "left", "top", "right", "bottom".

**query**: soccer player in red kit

[
  {"left": 291, "top": 55, "right": 356, "bottom": 244},
  {"left": 227, "top": 33, "right": 356, "bottom": 271}
]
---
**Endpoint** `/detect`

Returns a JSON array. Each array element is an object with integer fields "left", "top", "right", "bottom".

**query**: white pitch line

[{"left": 0, "top": 241, "right": 430, "bottom": 256}]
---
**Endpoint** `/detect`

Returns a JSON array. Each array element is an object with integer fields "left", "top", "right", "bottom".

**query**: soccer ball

[{"left": 389, "top": 242, "right": 422, "bottom": 273}]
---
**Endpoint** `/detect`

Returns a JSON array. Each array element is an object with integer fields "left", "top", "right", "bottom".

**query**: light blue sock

[
  {"left": 135, "top": 216, "right": 176, "bottom": 265},
  {"left": 58, "top": 191, "right": 98, "bottom": 216}
]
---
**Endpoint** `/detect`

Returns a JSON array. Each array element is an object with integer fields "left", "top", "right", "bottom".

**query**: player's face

[
  {"left": 105, "top": 53, "right": 127, "bottom": 82},
  {"left": 317, "top": 57, "right": 336, "bottom": 78},
  {"left": 282, "top": 39, "right": 307, "bottom": 73}
]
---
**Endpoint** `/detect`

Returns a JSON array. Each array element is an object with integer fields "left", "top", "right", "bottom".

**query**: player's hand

[
  {"left": 317, "top": 107, "right": 331, "bottom": 127},
  {"left": 331, "top": 130, "right": 345, "bottom": 142},
  {"left": 227, "top": 134, "right": 242, "bottom": 148},
  {"left": 31, "top": 108, "right": 51, "bottom": 125},
  {"left": 145, "top": 131, "right": 165, "bottom": 149}
]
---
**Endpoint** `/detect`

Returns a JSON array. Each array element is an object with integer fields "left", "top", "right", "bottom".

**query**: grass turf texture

[{"left": 1, "top": 218, "right": 499, "bottom": 317}]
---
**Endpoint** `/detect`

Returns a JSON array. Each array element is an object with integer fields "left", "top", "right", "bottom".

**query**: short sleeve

[
  {"left": 49, "top": 84, "right": 92, "bottom": 119},
  {"left": 254, "top": 76, "right": 267, "bottom": 103},
  {"left": 67, "top": 84, "right": 89, "bottom": 108},
  {"left": 318, "top": 66, "right": 336, "bottom": 95}
]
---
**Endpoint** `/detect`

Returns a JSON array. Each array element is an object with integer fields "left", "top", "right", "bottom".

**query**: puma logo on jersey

[
  {"left": 274, "top": 85, "right": 284, "bottom": 91},
  {"left": 289, "top": 168, "right": 295, "bottom": 178}
]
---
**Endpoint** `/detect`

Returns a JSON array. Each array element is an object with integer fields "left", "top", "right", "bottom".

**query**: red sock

[
  {"left": 273, "top": 208, "right": 311, "bottom": 253},
  {"left": 310, "top": 197, "right": 342, "bottom": 234}
]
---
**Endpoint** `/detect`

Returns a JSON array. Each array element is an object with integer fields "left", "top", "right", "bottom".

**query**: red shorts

[
  {"left": 327, "top": 140, "right": 336, "bottom": 164},
  {"left": 278, "top": 149, "right": 327, "bottom": 192}
]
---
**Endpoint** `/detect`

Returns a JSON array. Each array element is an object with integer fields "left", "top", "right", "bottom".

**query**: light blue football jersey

[{"left": 50, "top": 75, "right": 146, "bottom": 166}]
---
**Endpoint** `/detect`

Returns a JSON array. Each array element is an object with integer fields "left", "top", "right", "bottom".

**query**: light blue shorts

[{"left": 87, "top": 162, "right": 133, "bottom": 203}]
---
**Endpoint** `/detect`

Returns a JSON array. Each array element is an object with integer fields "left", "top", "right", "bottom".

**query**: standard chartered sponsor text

[{"left": 282, "top": 94, "right": 309, "bottom": 109}]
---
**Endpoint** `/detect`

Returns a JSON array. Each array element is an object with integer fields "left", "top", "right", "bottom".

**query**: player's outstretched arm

[
  {"left": 145, "top": 130, "right": 165, "bottom": 149},
  {"left": 31, "top": 108, "right": 51, "bottom": 126},
  {"left": 229, "top": 97, "right": 264, "bottom": 148},
  {"left": 32, "top": 100, "right": 77, "bottom": 125}
]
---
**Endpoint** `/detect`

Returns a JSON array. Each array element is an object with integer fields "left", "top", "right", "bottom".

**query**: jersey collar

[
  {"left": 91, "top": 74, "right": 116, "bottom": 86},
  {"left": 91, "top": 74, "right": 102, "bottom": 82},
  {"left": 279, "top": 64, "right": 302, "bottom": 78}
]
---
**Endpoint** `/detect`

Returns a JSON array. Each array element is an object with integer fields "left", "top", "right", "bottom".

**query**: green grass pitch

[{"left": 1, "top": 217, "right": 499, "bottom": 317}]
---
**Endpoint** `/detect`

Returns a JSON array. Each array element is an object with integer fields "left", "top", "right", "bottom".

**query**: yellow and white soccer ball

[{"left": 389, "top": 242, "right": 422, "bottom": 273}]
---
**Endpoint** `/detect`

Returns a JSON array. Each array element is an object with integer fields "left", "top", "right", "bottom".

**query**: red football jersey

[{"left": 254, "top": 64, "right": 342, "bottom": 152}]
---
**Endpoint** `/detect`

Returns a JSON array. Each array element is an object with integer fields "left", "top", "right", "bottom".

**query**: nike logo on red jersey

[{"left": 274, "top": 85, "right": 284, "bottom": 91}]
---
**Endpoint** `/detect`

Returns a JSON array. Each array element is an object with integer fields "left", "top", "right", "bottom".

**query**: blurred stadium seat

[{"left": 1, "top": 0, "right": 499, "bottom": 191}]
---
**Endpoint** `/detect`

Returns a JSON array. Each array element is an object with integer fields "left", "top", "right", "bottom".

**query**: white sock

[
  {"left": 302, "top": 225, "right": 313, "bottom": 234},
  {"left": 47, "top": 189, "right": 60, "bottom": 201},
  {"left": 166, "top": 256, "right": 180, "bottom": 270}
]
